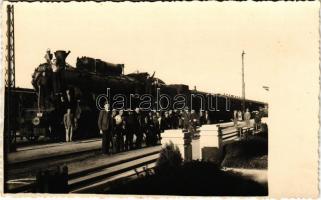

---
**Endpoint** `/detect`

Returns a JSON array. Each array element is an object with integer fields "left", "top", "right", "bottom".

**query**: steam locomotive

[{"left": 14, "top": 50, "right": 266, "bottom": 141}]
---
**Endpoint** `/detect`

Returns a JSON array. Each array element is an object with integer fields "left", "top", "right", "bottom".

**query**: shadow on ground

[
  {"left": 105, "top": 161, "right": 267, "bottom": 196},
  {"left": 104, "top": 130, "right": 268, "bottom": 196},
  {"left": 221, "top": 131, "right": 268, "bottom": 169}
]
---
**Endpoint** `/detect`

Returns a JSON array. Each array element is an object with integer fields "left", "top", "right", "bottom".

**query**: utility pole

[
  {"left": 241, "top": 50, "right": 245, "bottom": 113},
  {"left": 6, "top": 5, "right": 15, "bottom": 89},
  {"left": 5, "top": 4, "right": 16, "bottom": 150},
  {"left": 4, "top": 4, "right": 16, "bottom": 192}
]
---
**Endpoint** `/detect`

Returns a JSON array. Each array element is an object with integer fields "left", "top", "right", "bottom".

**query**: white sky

[{"left": 4, "top": 2, "right": 319, "bottom": 102}]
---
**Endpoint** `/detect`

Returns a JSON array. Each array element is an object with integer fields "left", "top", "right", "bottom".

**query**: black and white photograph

[{"left": 1, "top": 1, "right": 319, "bottom": 198}]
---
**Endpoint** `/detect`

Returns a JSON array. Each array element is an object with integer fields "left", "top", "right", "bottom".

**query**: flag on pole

[{"left": 263, "top": 86, "right": 269, "bottom": 91}]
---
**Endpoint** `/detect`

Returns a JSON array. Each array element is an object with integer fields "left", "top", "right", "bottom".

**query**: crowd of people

[
  {"left": 97, "top": 102, "right": 212, "bottom": 155},
  {"left": 60, "top": 97, "right": 265, "bottom": 154},
  {"left": 62, "top": 98, "right": 266, "bottom": 155},
  {"left": 232, "top": 108, "right": 265, "bottom": 131}
]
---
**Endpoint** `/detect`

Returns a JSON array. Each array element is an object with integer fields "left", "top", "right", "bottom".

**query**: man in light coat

[
  {"left": 64, "top": 108, "right": 75, "bottom": 142},
  {"left": 244, "top": 108, "right": 251, "bottom": 127}
]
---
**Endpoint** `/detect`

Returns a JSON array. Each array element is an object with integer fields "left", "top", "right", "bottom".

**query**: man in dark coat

[
  {"left": 98, "top": 102, "right": 114, "bottom": 154},
  {"left": 153, "top": 112, "right": 161, "bottom": 144},
  {"left": 182, "top": 108, "right": 191, "bottom": 131},
  {"left": 163, "top": 111, "right": 171, "bottom": 130},
  {"left": 190, "top": 109, "right": 199, "bottom": 133},
  {"left": 114, "top": 109, "right": 125, "bottom": 152},
  {"left": 144, "top": 112, "right": 154, "bottom": 146},
  {"left": 125, "top": 110, "right": 135, "bottom": 150},
  {"left": 134, "top": 108, "right": 144, "bottom": 149},
  {"left": 172, "top": 110, "right": 180, "bottom": 129}
]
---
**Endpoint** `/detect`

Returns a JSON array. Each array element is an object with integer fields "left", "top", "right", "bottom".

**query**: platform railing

[{"left": 217, "top": 122, "right": 258, "bottom": 148}]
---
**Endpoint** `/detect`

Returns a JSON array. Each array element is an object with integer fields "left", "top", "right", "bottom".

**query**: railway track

[
  {"left": 69, "top": 152, "right": 159, "bottom": 193},
  {"left": 7, "top": 145, "right": 161, "bottom": 193}
]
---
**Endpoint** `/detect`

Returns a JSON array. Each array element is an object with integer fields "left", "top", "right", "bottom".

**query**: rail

[
  {"left": 217, "top": 123, "right": 260, "bottom": 148},
  {"left": 7, "top": 148, "right": 161, "bottom": 193}
]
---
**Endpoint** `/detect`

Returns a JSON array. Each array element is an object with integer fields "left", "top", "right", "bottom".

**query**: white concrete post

[
  {"left": 191, "top": 136, "right": 200, "bottom": 160},
  {"left": 198, "top": 124, "right": 220, "bottom": 160},
  {"left": 161, "top": 129, "right": 192, "bottom": 160}
]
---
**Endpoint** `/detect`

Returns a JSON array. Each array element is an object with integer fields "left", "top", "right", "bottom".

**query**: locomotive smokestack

[{"left": 54, "top": 50, "right": 71, "bottom": 68}]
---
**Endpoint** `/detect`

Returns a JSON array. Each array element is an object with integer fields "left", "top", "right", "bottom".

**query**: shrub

[{"left": 155, "top": 142, "right": 183, "bottom": 174}]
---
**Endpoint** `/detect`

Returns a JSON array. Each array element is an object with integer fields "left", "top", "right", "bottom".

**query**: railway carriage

[{"left": 13, "top": 50, "right": 267, "bottom": 142}]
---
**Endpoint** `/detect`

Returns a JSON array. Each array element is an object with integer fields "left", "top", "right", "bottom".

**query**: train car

[
  {"left": 27, "top": 50, "right": 267, "bottom": 141},
  {"left": 8, "top": 88, "right": 52, "bottom": 142}
]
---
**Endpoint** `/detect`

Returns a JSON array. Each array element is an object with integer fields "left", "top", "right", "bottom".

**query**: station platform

[
  {"left": 7, "top": 140, "right": 162, "bottom": 193},
  {"left": 8, "top": 138, "right": 102, "bottom": 164}
]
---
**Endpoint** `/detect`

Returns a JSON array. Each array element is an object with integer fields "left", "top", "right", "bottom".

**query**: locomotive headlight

[{"left": 32, "top": 117, "right": 40, "bottom": 126}]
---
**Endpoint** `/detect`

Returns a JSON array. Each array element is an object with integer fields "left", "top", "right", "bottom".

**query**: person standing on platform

[
  {"left": 122, "top": 112, "right": 128, "bottom": 151},
  {"left": 64, "top": 108, "right": 75, "bottom": 142},
  {"left": 178, "top": 110, "right": 184, "bottom": 128},
  {"left": 190, "top": 109, "right": 199, "bottom": 133},
  {"left": 182, "top": 108, "right": 191, "bottom": 131},
  {"left": 233, "top": 110, "right": 238, "bottom": 127},
  {"left": 125, "top": 110, "right": 135, "bottom": 151},
  {"left": 144, "top": 112, "right": 153, "bottom": 146},
  {"left": 157, "top": 112, "right": 164, "bottom": 137},
  {"left": 168, "top": 110, "right": 174, "bottom": 129},
  {"left": 134, "top": 108, "right": 143, "bottom": 149},
  {"left": 254, "top": 111, "right": 260, "bottom": 132},
  {"left": 111, "top": 109, "right": 117, "bottom": 153},
  {"left": 163, "top": 111, "right": 171, "bottom": 130},
  {"left": 258, "top": 107, "right": 264, "bottom": 130},
  {"left": 153, "top": 112, "right": 161, "bottom": 144},
  {"left": 55, "top": 96, "right": 67, "bottom": 141},
  {"left": 259, "top": 107, "right": 264, "bottom": 120},
  {"left": 205, "top": 111, "right": 211, "bottom": 124},
  {"left": 73, "top": 100, "right": 82, "bottom": 139},
  {"left": 98, "top": 102, "right": 113, "bottom": 154},
  {"left": 244, "top": 108, "right": 251, "bottom": 127},
  {"left": 237, "top": 110, "right": 243, "bottom": 121},
  {"left": 172, "top": 110, "right": 179, "bottom": 129},
  {"left": 114, "top": 110, "right": 125, "bottom": 152}
]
